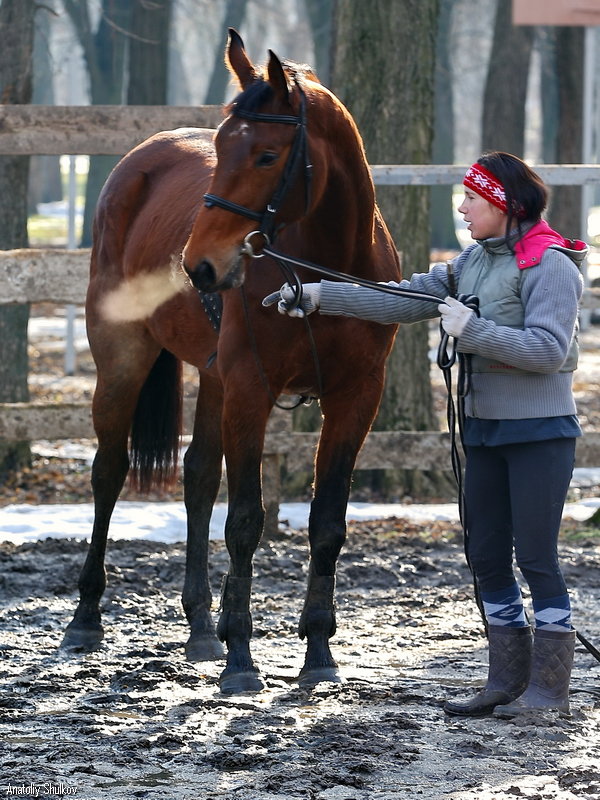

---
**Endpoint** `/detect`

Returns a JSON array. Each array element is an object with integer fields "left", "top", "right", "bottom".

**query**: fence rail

[
  {"left": 1, "top": 105, "right": 600, "bottom": 474},
  {"left": 3, "top": 400, "right": 600, "bottom": 472},
  {"left": 0, "top": 105, "right": 224, "bottom": 155}
]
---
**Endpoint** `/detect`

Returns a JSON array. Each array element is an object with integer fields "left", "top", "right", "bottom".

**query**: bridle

[
  {"left": 202, "top": 79, "right": 321, "bottom": 411},
  {"left": 203, "top": 81, "right": 312, "bottom": 248}
]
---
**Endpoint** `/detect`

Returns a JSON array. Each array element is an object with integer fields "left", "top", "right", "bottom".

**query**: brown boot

[
  {"left": 444, "top": 625, "right": 532, "bottom": 717},
  {"left": 493, "top": 628, "right": 575, "bottom": 718}
]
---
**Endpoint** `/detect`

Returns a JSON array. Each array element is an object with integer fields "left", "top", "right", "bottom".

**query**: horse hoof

[
  {"left": 60, "top": 625, "right": 104, "bottom": 653},
  {"left": 297, "top": 666, "right": 343, "bottom": 689},
  {"left": 185, "top": 635, "right": 225, "bottom": 662},
  {"left": 219, "top": 669, "right": 265, "bottom": 695}
]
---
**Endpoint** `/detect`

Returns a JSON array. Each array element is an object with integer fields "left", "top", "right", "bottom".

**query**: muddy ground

[
  {"left": 1, "top": 519, "right": 600, "bottom": 800},
  {"left": 2, "top": 302, "right": 600, "bottom": 799}
]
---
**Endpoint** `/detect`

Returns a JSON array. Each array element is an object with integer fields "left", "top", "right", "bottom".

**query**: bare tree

[
  {"left": 29, "top": 0, "right": 62, "bottom": 213},
  {"left": 331, "top": 0, "right": 443, "bottom": 497},
  {"left": 204, "top": 0, "right": 249, "bottom": 103},
  {"left": 304, "top": 0, "right": 333, "bottom": 85},
  {"left": 128, "top": 0, "right": 173, "bottom": 105},
  {"left": 481, "top": 0, "right": 534, "bottom": 156},
  {"left": 62, "top": 0, "right": 133, "bottom": 245},
  {"left": 546, "top": 26, "right": 585, "bottom": 238},
  {"left": 430, "top": 0, "right": 460, "bottom": 250},
  {"left": 0, "top": 0, "right": 36, "bottom": 478}
]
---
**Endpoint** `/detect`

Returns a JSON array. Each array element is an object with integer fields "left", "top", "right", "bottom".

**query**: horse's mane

[{"left": 226, "top": 60, "right": 318, "bottom": 116}]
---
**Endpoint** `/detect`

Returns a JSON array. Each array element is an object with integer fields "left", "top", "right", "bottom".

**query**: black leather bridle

[{"left": 203, "top": 82, "right": 312, "bottom": 247}]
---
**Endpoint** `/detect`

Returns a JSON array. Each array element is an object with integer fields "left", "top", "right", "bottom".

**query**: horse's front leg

[
  {"left": 298, "top": 394, "right": 381, "bottom": 687},
  {"left": 216, "top": 402, "right": 268, "bottom": 694},
  {"left": 182, "top": 374, "right": 225, "bottom": 661}
]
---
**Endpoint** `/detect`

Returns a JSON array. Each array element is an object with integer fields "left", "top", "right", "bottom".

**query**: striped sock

[
  {"left": 481, "top": 582, "right": 527, "bottom": 627},
  {"left": 533, "top": 594, "right": 572, "bottom": 631}
]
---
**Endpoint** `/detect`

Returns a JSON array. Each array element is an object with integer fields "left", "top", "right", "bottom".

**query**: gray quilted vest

[{"left": 457, "top": 239, "right": 582, "bottom": 375}]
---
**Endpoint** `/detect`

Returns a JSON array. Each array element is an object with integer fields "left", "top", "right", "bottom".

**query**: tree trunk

[
  {"left": 0, "top": 0, "right": 36, "bottom": 478},
  {"left": 539, "top": 29, "right": 560, "bottom": 165},
  {"left": 331, "top": 0, "right": 444, "bottom": 499},
  {"left": 304, "top": 0, "right": 333, "bottom": 86},
  {"left": 204, "top": 0, "right": 250, "bottom": 104},
  {"left": 546, "top": 27, "right": 584, "bottom": 239},
  {"left": 481, "top": 0, "right": 534, "bottom": 156},
  {"left": 128, "top": 0, "right": 173, "bottom": 105},
  {"left": 29, "top": 0, "right": 62, "bottom": 215},
  {"left": 63, "top": 0, "right": 133, "bottom": 246},
  {"left": 430, "top": 0, "right": 460, "bottom": 251}
]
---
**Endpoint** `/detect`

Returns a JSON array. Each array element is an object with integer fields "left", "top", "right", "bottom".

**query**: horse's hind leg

[
  {"left": 62, "top": 329, "right": 161, "bottom": 651},
  {"left": 182, "top": 373, "right": 225, "bottom": 661}
]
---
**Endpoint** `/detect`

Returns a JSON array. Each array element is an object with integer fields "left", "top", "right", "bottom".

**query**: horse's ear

[
  {"left": 226, "top": 28, "right": 258, "bottom": 89},
  {"left": 267, "top": 50, "right": 290, "bottom": 104}
]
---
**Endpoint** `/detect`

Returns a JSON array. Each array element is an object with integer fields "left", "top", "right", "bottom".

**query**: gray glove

[{"left": 262, "top": 282, "right": 322, "bottom": 318}]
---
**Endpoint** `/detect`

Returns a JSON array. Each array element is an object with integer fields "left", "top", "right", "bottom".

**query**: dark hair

[{"left": 477, "top": 151, "right": 548, "bottom": 243}]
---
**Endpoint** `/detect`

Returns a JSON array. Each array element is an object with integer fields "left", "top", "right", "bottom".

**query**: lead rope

[
  {"left": 436, "top": 287, "right": 487, "bottom": 632},
  {"left": 438, "top": 279, "right": 600, "bottom": 665},
  {"left": 249, "top": 238, "right": 600, "bottom": 666}
]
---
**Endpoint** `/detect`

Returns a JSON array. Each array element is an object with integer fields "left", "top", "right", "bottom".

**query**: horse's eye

[{"left": 256, "top": 152, "right": 279, "bottom": 167}]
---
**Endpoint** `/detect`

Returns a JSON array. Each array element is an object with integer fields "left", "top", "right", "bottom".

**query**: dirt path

[{"left": 1, "top": 521, "right": 600, "bottom": 800}]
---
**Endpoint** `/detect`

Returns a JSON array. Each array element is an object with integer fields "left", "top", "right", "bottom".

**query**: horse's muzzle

[{"left": 184, "top": 257, "right": 244, "bottom": 292}]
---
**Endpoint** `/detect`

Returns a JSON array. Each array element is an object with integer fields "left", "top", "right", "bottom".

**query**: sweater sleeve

[
  {"left": 318, "top": 262, "right": 454, "bottom": 324},
  {"left": 456, "top": 249, "right": 583, "bottom": 373}
]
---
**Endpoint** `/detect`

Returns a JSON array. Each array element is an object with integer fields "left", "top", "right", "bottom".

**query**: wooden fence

[{"left": 2, "top": 105, "right": 600, "bottom": 475}]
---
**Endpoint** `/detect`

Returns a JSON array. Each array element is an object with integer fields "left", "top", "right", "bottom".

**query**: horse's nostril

[{"left": 189, "top": 259, "right": 217, "bottom": 291}]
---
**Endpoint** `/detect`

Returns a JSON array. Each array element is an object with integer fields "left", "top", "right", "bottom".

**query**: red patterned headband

[{"left": 463, "top": 163, "right": 507, "bottom": 214}]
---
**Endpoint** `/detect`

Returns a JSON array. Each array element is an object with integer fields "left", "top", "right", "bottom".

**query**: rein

[
  {"left": 256, "top": 238, "right": 484, "bottom": 614},
  {"left": 253, "top": 242, "right": 600, "bottom": 667},
  {"left": 201, "top": 79, "right": 600, "bottom": 669}
]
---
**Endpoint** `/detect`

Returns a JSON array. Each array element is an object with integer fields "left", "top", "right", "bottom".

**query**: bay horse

[{"left": 62, "top": 29, "right": 401, "bottom": 693}]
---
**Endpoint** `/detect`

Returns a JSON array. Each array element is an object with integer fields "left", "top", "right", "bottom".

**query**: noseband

[{"left": 203, "top": 83, "right": 312, "bottom": 247}]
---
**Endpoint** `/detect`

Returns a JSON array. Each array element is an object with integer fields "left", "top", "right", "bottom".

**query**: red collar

[{"left": 514, "top": 220, "right": 586, "bottom": 269}]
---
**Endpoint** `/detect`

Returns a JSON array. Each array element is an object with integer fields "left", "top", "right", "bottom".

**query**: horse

[{"left": 62, "top": 28, "right": 401, "bottom": 694}]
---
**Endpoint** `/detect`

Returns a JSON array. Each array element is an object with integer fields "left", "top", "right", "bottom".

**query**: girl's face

[{"left": 458, "top": 186, "right": 507, "bottom": 240}]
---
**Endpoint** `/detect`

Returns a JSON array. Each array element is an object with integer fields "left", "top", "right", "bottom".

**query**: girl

[{"left": 264, "top": 151, "right": 587, "bottom": 717}]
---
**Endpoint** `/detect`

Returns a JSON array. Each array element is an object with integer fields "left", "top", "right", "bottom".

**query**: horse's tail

[{"left": 130, "top": 348, "right": 183, "bottom": 493}]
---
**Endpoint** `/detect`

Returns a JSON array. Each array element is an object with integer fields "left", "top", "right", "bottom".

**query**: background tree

[
  {"left": 430, "top": 0, "right": 459, "bottom": 251},
  {"left": 62, "top": 0, "right": 133, "bottom": 246},
  {"left": 204, "top": 0, "right": 250, "bottom": 103},
  {"left": 331, "top": 0, "right": 443, "bottom": 498},
  {"left": 128, "top": 0, "right": 173, "bottom": 105},
  {"left": 304, "top": 0, "right": 333, "bottom": 85},
  {"left": 29, "top": 0, "right": 62, "bottom": 214},
  {"left": 481, "top": 0, "right": 534, "bottom": 155},
  {"left": 539, "top": 28, "right": 560, "bottom": 165},
  {"left": 546, "top": 26, "right": 585, "bottom": 238},
  {"left": 0, "top": 0, "right": 36, "bottom": 478}
]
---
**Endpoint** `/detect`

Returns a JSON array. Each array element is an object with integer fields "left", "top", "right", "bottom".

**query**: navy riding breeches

[{"left": 464, "top": 437, "right": 576, "bottom": 602}]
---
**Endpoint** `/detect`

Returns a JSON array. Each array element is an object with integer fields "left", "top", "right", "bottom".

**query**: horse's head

[{"left": 182, "top": 29, "right": 321, "bottom": 292}]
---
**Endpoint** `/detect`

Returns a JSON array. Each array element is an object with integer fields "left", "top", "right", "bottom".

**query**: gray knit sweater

[{"left": 318, "top": 237, "right": 585, "bottom": 420}]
